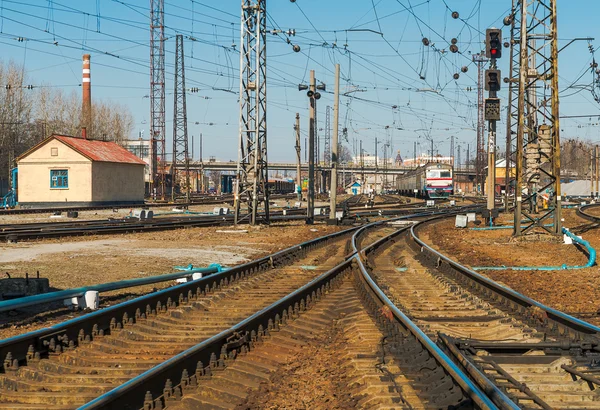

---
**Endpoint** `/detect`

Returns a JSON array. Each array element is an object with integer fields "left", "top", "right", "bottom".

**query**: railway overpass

[{"left": 181, "top": 160, "right": 477, "bottom": 179}]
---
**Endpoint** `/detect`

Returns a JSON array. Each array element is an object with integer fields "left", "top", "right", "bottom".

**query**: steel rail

[
  {"left": 80, "top": 210, "right": 467, "bottom": 409},
  {"left": 351, "top": 221, "right": 507, "bottom": 410},
  {"left": 410, "top": 216, "right": 600, "bottom": 339},
  {"left": 0, "top": 224, "right": 359, "bottom": 372},
  {"left": 0, "top": 194, "right": 295, "bottom": 215},
  {"left": 79, "top": 250, "right": 355, "bottom": 410},
  {"left": 577, "top": 202, "right": 600, "bottom": 223}
]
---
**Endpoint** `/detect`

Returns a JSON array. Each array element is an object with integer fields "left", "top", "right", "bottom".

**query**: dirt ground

[
  {"left": 422, "top": 209, "right": 600, "bottom": 324},
  {"left": 0, "top": 221, "right": 347, "bottom": 338},
  {"left": 238, "top": 320, "right": 357, "bottom": 410}
]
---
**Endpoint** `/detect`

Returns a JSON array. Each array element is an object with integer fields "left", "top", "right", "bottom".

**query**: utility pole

[
  {"left": 450, "top": 135, "right": 455, "bottom": 168},
  {"left": 329, "top": 64, "right": 340, "bottom": 221},
  {"left": 200, "top": 133, "right": 204, "bottom": 193},
  {"left": 295, "top": 113, "right": 302, "bottom": 201},
  {"left": 307, "top": 70, "right": 316, "bottom": 223},
  {"left": 466, "top": 144, "right": 470, "bottom": 170},
  {"left": 594, "top": 145, "right": 600, "bottom": 198},
  {"left": 592, "top": 149, "right": 595, "bottom": 198},
  {"left": 413, "top": 141, "right": 416, "bottom": 165},
  {"left": 150, "top": 0, "right": 166, "bottom": 200},
  {"left": 234, "top": 0, "right": 269, "bottom": 225},
  {"left": 430, "top": 139, "right": 434, "bottom": 162},
  {"left": 457, "top": 144, "right": 462, "bottom": 170},
  {"left": 324, "top": 106, "right": 331, "bottom": 167},
  {"left": 171, "top": 34, "right": 190, "bottom": 203},
  {"left": 360, "top": 140, "right": 365, "bottom": 194},
  {"left": 514, "top": 0, "right": 562, "bottom": 236},
  {"left": 375, "top": 137, "right": 378, "bottom": 193}
]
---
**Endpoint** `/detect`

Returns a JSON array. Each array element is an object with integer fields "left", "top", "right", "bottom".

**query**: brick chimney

[{"left": 82, "top": 54, "right": 92, "bottom": 138}]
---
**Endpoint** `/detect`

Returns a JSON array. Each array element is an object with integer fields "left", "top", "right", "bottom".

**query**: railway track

[
  {"left": 6, "top": 207, "right": 596, "bottom": 408},
  {"left": 0, "top": 208, "right": 498, "bottom": 410},
  {"left": 0, "top": 199, "right": 427, "bottom": 242},
  {"left": 0, "top": 221, "right": 399, "bottom": 408},
  {"left": 0, "top": 195, "right": 295, "bottom": 216},
  {"left": 360, "top": 215, "right": 600, "bottom": 409},
  {"left": 577, "top": 202, "right": 600, "bottom": 223}
]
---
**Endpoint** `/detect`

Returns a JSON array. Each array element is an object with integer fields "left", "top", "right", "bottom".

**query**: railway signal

[
  {"left": 486, "top": 28, "right": 502, "bottom": 59},
  {"left": 485, "top": 69, "right": 501, "bottom": 92},
  {"left": 485, "top": 28, "right": 502, "bottom": 224}
]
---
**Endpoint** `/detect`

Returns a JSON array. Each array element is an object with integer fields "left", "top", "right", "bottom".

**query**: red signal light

[{"left": 491, "top": 49, "right": 497, "bottom": 56}]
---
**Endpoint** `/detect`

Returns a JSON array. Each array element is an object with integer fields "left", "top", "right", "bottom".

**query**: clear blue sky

[{"left": 0, "top": 0, "right": 598, "bottom": 164}]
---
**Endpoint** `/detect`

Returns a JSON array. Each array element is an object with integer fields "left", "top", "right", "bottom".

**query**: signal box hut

[{"left": 17, "top": 134, "right": 146, "bottom": 208}]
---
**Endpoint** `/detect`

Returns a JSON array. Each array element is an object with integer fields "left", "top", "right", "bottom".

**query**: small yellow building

[{"left": 17, "top": 134, "right": 146, "bottom": 208}]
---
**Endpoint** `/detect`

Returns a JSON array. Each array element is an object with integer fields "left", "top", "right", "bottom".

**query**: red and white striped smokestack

[{"left": 82, "top": 54, "right": 91, "bottom": 139}]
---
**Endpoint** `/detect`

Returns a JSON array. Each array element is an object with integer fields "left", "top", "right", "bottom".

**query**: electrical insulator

[
  {"left": 526, "top": 142, "right": 541, "bottom": 183},
  {"left": 538, "top": 124, "right": 552, "bottom": 164}
]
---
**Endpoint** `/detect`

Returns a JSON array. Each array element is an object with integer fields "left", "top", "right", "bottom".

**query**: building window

[
  {"left": 51, "top": 147, "right": 58, "bottom": 156},
  {"left": 50, "top": 169, "right": 68, "bottom": 188}
]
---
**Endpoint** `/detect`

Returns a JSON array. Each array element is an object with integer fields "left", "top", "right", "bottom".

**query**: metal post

[
  {"left": 329, "top": 63, "right": 340, "bottom": 220},
  {"left": 200, "top": 133, "right": 204, "bottom": 193},
  {"left": 171, "top": 34, "right": 190, "bottom": 203},
  {"left": 450, "top": 135, "right": 455, "bottom": 168},
  {"left": 360, "top": 140, "right": 364, "bottom": 194},
  {"left": 487, "top": 120, "right": 497, "bottom": 214},
  {"left": 295, "top": 113, "right": 302, "bottom": 201},
  {"left": 375, "top": 137, "right": 378, "bottom": 193},
  {"left": 514, "top": 0, "right": 562, "bottom": 236},
  {"left": 594, "top": 145, "right": 600, "bottom": 198},
  {"left": 474, "top": 52, "right": 489, "bottom": 194},
  {"left": 307, "top": 70, "right": 316, "bottom": 224},
  {"left": 234, "top": 0, "right": 269, "bottom": 225},
  {"left": 150, "top": 0, "right": 166, "bottom": 200}
]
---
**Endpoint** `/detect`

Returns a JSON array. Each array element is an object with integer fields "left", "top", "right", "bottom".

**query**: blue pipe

[
  {"left": 0, "top": 264, "right": 221, "bottom": 313},
  {"left": 473, "top": 228, "right": 595, "bottom": 271}
]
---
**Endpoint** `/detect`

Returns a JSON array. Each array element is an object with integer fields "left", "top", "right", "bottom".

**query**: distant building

[
  {"left": 402, "top": 154, "right": 453, "bottom": 167},
  {"left": 17, "top": 134, "right": 146, "bottom": 208},
  {"left": 122, "top": 138, "right": 151, "bottom": 183},
  {"left": 351, "top": 153, "right": 394, "bottom": 167}
]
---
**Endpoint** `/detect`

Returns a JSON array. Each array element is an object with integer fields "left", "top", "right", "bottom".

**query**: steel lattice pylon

[
  {"left": 234, "top": 0, "right": 269, "bottom": 225},
  {"left": 514, "top": 0, "right": 562, "bottom": 236},
  {"left": 150, "top": 0, "right": 166, "bottom": 199},
  {"left": 504, "top": 0, "right": 522, "bottom": 211},
  {"left": 172, "top": 35, "right": 190, "bottom": 202}
]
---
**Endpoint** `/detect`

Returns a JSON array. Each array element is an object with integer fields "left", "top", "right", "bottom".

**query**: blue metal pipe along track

[{"left": 0, "top": 264, "right": 223, "bottom": 314}]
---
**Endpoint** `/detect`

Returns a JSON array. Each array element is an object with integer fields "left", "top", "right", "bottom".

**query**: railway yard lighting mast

[{"left": 234, "top": 0, "right": 269, "bottom": 225}]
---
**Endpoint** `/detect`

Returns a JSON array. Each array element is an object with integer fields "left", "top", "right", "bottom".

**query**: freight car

[{"left": 268, "top": 178, "right": 295, "bottom": 194}]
